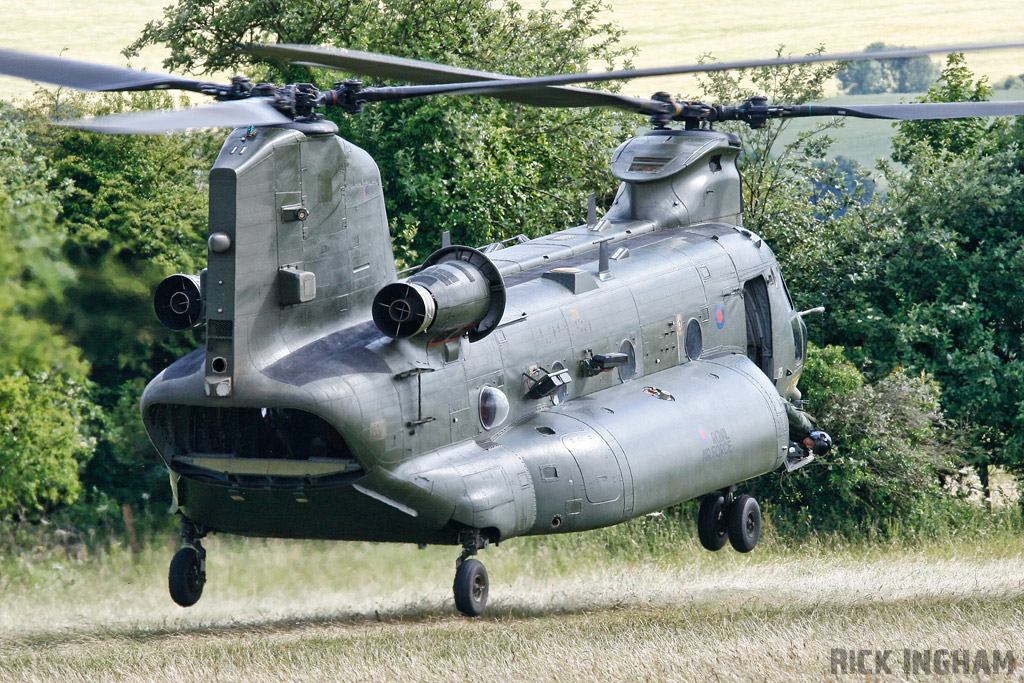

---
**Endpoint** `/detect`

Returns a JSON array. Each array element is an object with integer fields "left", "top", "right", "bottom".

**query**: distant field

[
  {"left": 0, "top": 1, "right": 170, "bottom": 100},
  {"left": 1, "top": 0, "right": 1022, "bottom": 101},
  {"left": 1, "top": 527, "right": 1023, "bottom": 680},
  {"left": 777, "top": 87, "right": 1024, "bottom": 170},
  {"left": 582, "top": 0, "right": 1024, "bottom": 99}
]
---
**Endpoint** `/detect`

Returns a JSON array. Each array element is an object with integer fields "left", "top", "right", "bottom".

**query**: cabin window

[
  {"left": 617, "top": 340, "right": 636, "bottom": 381},
  {"left": 778, "top": 269, "right": 795, "bottom": 310},
  {"left": 792, "top": 316, "right": 807, "bottom": 362},
  {"left": 684, "top": 319, "right": 703, "bottom": 361}
]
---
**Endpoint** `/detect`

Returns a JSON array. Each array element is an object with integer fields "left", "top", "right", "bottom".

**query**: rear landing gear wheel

[
  {"left": 169, "top": 545, "right": 206, "bottom": 607},
  {"left": 697, "top": 495, "right": 728, "bottom": 551},
  {"left": 727, "top": 494, "right": 761, "bottom": 553},
  {"left": 453, "top": 558, "right": 489, "bottom": 617}
]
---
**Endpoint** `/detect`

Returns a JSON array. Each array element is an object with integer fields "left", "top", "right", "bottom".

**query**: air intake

[
  {"left": 154, "top": 274, "right": 204, "bottom": 330},
  {"left": 372, "top": 246, "right": 505, "bottom": 342}
]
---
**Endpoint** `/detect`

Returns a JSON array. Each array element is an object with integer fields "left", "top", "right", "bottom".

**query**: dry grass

[{"left": 1, "top": 529, "right": 1023, "bottom": 681}]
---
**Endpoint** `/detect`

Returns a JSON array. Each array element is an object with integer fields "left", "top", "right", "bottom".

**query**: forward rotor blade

[
  {"left": 60, "top": 99, "right": 292, "bottom": 134},
  {"left": 247, "top": 44, "right": 663, "bottom": 114},
  {"left": 792, "top": 100, "right": 1024, "bottom": 120},
  {"left": 250, "top": 42, "right": 1024, "bottom": 103},
  {"left": 0, "top": 48, "right": 214, "bottom": 93}
]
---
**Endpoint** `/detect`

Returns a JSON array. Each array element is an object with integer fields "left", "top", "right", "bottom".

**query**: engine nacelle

[
  {"left": 154, "top": 273, "right": 205, "bottom": 330},
  {"left": 372, "top": 246, "right": 505, "bottom": 342}
]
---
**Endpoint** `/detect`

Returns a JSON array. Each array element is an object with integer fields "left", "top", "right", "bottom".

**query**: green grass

[{"left": 2, "top": 518, "right": 1024, "bottom": 680}]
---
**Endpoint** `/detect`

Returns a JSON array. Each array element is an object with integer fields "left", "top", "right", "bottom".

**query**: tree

[
  {"left": 837, "top": 42, "right": 940, "bottom": 95},
  {"left": 696, "top": 46, "right": 846, "bottom": 231},
  {"left": 125, "top": 0, "right": 636, "bottom": 259},
  {"left": 0, "top": 105, "right": 94, "bottom": 516},
  {"left": 749, "top": 344, "right": 967, "bottom": 538},
  {"left": 891, "top": 53, "right": 993, "bottom": 163},
  {"left": 16, "top": 91, "right": 218, "bottom": 508},
  {"left": 814, "top": 55, "right": 1024, "bottom": 491}
]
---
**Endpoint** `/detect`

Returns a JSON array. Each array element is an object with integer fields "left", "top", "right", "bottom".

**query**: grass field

[{"left": 1, "top": 521, "right": 1023, "bottom": 681}]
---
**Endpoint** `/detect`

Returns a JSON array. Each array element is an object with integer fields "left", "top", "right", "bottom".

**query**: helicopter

[{"left": 1, "top": 41, "right": 1023, "bottom": 617}]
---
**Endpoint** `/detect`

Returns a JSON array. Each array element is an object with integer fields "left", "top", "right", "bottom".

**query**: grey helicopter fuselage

[{"left": 141, "top": 122, "right": 808, "bottom": 546}]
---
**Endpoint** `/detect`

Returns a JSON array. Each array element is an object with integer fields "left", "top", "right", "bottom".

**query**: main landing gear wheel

[
  {"left": 170, "top": 519, "right": 208, "bottom": 607},
  {"left": 727, "top": 494, "right": 762, "bottom": 553},
  {"left": 169, "top": 545, "right": 206, "bottom": 607},
  {"left": 697, "top": 494, "right": 729, "bottom": 551},
  {"left": 453, "top": 558, "right": 489, "bottom": 617}
]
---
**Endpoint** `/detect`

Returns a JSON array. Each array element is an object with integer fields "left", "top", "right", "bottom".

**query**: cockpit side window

[{"left": 778, "top": 269, "right": 795, "bottom": 310}]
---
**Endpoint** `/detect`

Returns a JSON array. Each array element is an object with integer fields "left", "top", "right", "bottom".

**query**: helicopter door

[{"left": 743, "top": 276, "right": 773, "bottom": 378}]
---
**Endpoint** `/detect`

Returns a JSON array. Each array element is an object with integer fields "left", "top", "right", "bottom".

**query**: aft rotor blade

[
  {"left": 787, "top": 100, "right": 1024, "bottom": 120},
  {"left": 60, "top": 99, "right": 292, "bottom": 134},
  {"left": 251, "top": 41, "right": 1024, "bottom": 102},
  {"left": 0, "top": 48, "right": 216, "bottom": 93},
  {"left": 247, "top": 44, "right": 663, "bottom": 114}
]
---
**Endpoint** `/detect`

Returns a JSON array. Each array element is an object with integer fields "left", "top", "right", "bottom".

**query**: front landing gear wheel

[
  {"left": 453, "top": 558, "right": 489, "bottom": 617},
  {"left": 727, "top": 494, "right": 761, "bottom": 553},
  {"left": 697, "top": 495, "right": 728, "bottom": 551},
  {"left": 169, "top": 546, "right": 206, "bottom": 607}
]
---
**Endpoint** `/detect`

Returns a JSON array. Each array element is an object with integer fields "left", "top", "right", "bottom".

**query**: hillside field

[
  {"left": 2, "top": 0, "right": 1021, "bottom": 171},
  {"left": 1, "top": 0, "right": 1022, "bottom": 100}
]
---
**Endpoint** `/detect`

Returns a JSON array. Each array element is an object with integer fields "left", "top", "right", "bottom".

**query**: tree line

[{"left": 1, "top": 0, "right": 1021, "bottom": 542}]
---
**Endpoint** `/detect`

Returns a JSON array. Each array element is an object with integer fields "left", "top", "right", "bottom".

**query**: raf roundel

[
  {"left": 698, "top": 424, "right": 709, "bottom": 443},
  {"left": 714, "top": 303, "right": 726, "bottom": 329}
]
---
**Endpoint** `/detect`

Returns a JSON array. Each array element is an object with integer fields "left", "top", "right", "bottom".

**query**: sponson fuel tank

[{"left": 389, "top": 353, "right": 787, "bottom": 542}]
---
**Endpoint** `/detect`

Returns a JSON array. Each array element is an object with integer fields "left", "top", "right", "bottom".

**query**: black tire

[
  {"left": 169, "top": 546, "right": 205, "bottom": 607},
  {"left": 727, "top": 495, "right": 761, "bottom": 553},
  {"left": 697, "top": 495, "right": 728, "bottom": 551},
  {"left": 453, "top": 558, "right": 488, "bottom": 617}
]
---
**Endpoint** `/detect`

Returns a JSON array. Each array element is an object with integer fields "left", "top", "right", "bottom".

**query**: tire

[
  {"left": 453, "top": 558, "right": 489, "bottom": 617},
  {"left": 697, "top": 495, "right": 728, "bottom": 551},
  {"left": 169, "top": 546, "right": 205, "bottom": 607},
  {"left": 727, "top": 495, "right": 761, "bottom": 553}
]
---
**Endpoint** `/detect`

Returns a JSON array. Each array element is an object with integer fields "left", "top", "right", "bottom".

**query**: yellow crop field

[{"left": 0, "top": 0, "right": 1022, "bottom": 99}]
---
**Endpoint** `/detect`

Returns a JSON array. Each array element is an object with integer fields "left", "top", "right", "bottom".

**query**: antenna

[{"left": 596, "top": 237, "right": 612, "bottom": 280}]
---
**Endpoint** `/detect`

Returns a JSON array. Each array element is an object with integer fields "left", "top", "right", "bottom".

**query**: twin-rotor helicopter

[{"left": 1, "top": 40, "right": 1022, "bottom": 616}]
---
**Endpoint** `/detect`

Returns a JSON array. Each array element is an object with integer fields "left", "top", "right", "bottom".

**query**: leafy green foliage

[
  {"left": 125, "top": 0, "right": 635, "bottom": 255},
  {"left": 0, "top": 105, "right": 94, "bottom": 515},
  {"left": 860, "top": 148, "right": 1024, "bottom": 474},
  {"left": 697, "top": 47, "right": 845, "bottom": 230},
  {"left": 12, "top": 93, "right": 216, "bottom": 507},
  {"left": 750, "top": 345, "right": 969, "bottom": 538},
  {"left": 836, "top": 42, "right": 940, "bottom": 95},
  {"left": 891, "top": 53, "right": 993, "bottom": 163},
  {"left": 702, "top": 50, "right": 1023, "bottom": 528}
]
